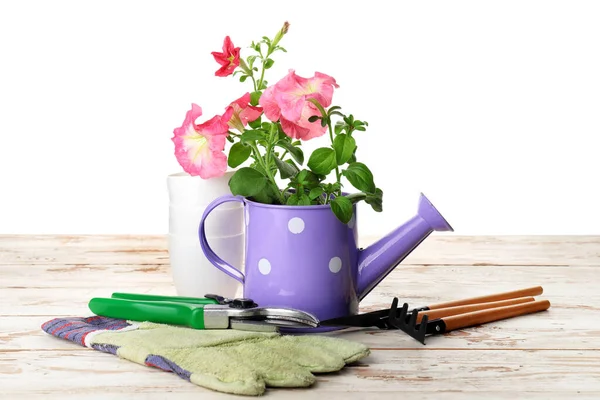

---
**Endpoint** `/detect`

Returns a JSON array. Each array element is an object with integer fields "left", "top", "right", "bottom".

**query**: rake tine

[
  {"left": 407, "top": 307, "right": 418, "bottom": 328},
  {"left": 386, "top": 298, "right": 400, "bottom": 329},
  {"left": 394, "top": 302, "right": 409, "bottom": 329},
  {"left": 416, "top": 314, "right": 429, "bottom": 345},
  {"left": 387, "top": 302, "right": 428, "bottom": 345}
]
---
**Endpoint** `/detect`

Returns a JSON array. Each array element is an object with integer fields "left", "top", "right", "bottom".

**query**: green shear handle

[
  {"left": 88, "top": 293, "right": 221, "bottom": 329},
  {"left": 88, "top": 292, "right": 320, "bottom": 331}
]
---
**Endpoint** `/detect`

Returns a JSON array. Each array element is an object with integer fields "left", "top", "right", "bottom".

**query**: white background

[{"left": 1, "top": 1, "right": 599, "bottom": 236}]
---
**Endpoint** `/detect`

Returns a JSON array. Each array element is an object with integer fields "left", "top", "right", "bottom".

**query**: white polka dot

[
  {"left": 329, "top": 257, "right": 342, "bottom": 273},
  {"left": 258, "top": 258, "right": 271, "bottom": 275},
  {"left": 347, "top": 214, "right": 355, "bottom": 229},
  {"left": 288, "top": 217, "right": 305, "bottom": 234}
]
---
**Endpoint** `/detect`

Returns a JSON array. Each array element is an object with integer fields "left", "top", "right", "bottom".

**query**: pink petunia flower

[
  {"left": 211, "top": 36, "right": 240, "bottom": 77},
  {"left": 259, "top": 70, "right": 339, "bottom": 140},
  {"left": 226, "top": 93, "right": 263, "bottom": 132},
  {"left": 172, "top": 104, "right": 233, "bottom": 179}
]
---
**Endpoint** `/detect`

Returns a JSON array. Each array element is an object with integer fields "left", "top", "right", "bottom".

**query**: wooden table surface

[{"left": 1, "top": 235, "right": 599, "bottom": 399}]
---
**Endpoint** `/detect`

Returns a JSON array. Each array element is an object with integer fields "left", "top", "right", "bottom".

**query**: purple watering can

[{"left": 199, "top": 193, "right": 453, "bottom": 331}]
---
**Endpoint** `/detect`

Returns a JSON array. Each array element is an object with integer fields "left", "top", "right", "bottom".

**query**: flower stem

[
  {"left": 258, "top": 62, "right": 269, "bottom": 90},
  {"left": 327, "top": 122, "right": 342, "bottom": 196},
  {"left": 250, "top": 142, "right": 285, "bottom": 204},
  {"left": 307, "top": 99, "right": 342, "bottom": 197}
]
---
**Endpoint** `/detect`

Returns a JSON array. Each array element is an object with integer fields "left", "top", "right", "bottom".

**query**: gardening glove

[{"left": 42, "top": 316, "right": 370, "bottom": 396}]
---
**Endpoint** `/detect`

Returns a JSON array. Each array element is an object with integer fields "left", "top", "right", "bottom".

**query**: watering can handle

[{"left": 198, "top": 195, "right": 246, "bottom": 284}]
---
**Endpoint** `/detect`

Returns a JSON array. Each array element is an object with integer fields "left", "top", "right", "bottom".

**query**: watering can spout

[{"left": 356, "top": 193, "right": 453, "bottom": 300}]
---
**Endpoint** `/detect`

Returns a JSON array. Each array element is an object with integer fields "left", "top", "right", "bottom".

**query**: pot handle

[{"left": 198, "top": 194, "right": 246, "bottom": 284}]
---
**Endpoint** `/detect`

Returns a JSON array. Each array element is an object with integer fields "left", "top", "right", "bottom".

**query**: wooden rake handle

[
  {"left": 415, "top": 296, "right": 535, "bottom": 324},
  {"left": 441, "top": 299, "right": 551, "bottom": 332},
  {"left": 428, "top": 286, "right": 544, "bottom": 310}
]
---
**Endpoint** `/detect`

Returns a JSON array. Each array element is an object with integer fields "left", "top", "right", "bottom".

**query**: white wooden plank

[
  {"left": 2, "top": 235, "right": 600, "bottom": 266},
  {"left": 393, "top": 235, "right": 600, "bottom": 266},
  {"left": 1, "top": 264, "right": 173, "bottom": 288},
  {"left": 2, "top": 264, "right": 596, "bottom": 312},
  {"left": 2, "top": 263, "right": 598, "bottom": 299},
  {"left": 2, "top": 264, "right": 598, "bottom": 350},
  {"left": 1, "top": 295, "right": 598, "bottom": 351},
  {"left": 0, "top": 235, "right": 168, "bottom": 266},
  {"left": 2, "top": 393, "right": 598, "bottom": 400},
  {"left": 2, "top": 349, "right": 600, "bottom": 397}
]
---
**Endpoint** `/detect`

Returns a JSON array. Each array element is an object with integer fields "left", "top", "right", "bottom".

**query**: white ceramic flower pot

[
  {"left": 168, "top": 172, "right": 243, "bottom": 208},
  {"left": 169, "top": 205, "right": 245, "bottom": 237},
  {"left": 168, "top": 233, "right": 244, "bottom": 298},
  {"left": 167, "top": 171, "right": 244, "bottom": 298}
]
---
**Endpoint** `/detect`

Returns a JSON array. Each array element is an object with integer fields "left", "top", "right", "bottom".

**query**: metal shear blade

[{"left": 204, "top": 304, "right": 319, "bottom": 329}]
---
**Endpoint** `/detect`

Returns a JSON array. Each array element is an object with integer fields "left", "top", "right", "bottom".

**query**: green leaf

[
  {"left": 304, "top": 171, "right": 323, "bottom": 187},
  {"left": 250, "top": 91, "right": 261, "bottom": 106},
  {"left": 250, "top": 160, "right": 265, "bottom": 175},
  {"left": 330, "top": 196, "right": 353, "bottom": 224},
  {"left": 276, "top": 141, "right": 304, "bottom": 165},
  {"left": 349, "top": 146, "right": 358, "bottom": 163},
  {"left": 286, "top": 194, "right": 299, "bottom": 205},
  {"left": 307, "top": 147, "right": 337, "bottom": 175},
  {"left": 345, "top": 192, "right": 367, "bottom": 204},
  {"left": 264, "top": 58, "right": 274, "bottom": 69},
  {"left": 308, "top": 115, "right": 320, "bottom": 123},
  {"left": 334, "top": 122, "right": 344, "bottom": 135},
  {"left": 248, "top": 118, "right": 262, "bottom": 129},
  {"left": 365, "top": 188, "right": 383, "bottom": 212},
  {"left": 309, "top": 187, "right": 324, "bottom": 200},
  {"left": 241, "top": 130, "right": 266, "bottom": 142},
  {"left": 343, "top": 162, "right": 376, "bottom": 193},
  {"left": 274, "top": 157, "right": 298, "bottom": 179},
  {"left": 239, "top": 75, "right": 248, "bottom": 83},
  {"left": 298, "top": 194, "right": 311, "bottom": 205},
  {"left": 228, "top": 143, "right": 251, "bottom": 168},
  {"left": 229, "top": 168, "right": 267, "bottom": 197},
  {"left": 333, "top": 134, "right": 356, "bottom": 165},
  {"left": 295, "top": 169, "right": 308, "bottom": 183},
  {"left": 251, "top": 184, "right": 279, "bottom": 204},
  {"left": 292, "top": 169, "right": 322, "bottom": 189}
]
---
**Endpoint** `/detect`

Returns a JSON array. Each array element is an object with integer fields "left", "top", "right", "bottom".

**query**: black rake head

[{"left": 385, "top": 297, "right": 428, "bottom": 345}]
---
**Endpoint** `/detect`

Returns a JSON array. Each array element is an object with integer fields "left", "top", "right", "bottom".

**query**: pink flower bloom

[
  {"left": 172, "top": 104, "right": 233, "bottom": 179},
  {"left": 259, "top": 70, "right": 339, "bottom": 140},
  {"left": 211, "top": 36, "right": 240, "bottom": 77},
  {"left": 226, "top": 93, "right": 263, "bottom": 132}
]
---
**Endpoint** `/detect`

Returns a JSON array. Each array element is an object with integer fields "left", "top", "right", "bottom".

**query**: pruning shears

[{"left": 88, "top": 293, "right": 319, "bottom": 332}]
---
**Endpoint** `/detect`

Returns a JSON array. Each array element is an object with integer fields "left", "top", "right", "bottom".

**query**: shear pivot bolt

[{"left": 231, "top": 298, "right": 257, "bottom": 309}]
